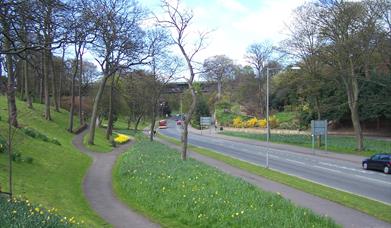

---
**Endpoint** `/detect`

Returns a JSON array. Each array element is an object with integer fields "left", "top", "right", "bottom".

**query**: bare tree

[
  {"left": 202, "top": 55, "right": 235, "bottom": 100},
  {"left": 245, "top": 41, "right": 273, "bottom": 117},
  {"left": 1, "top": 1, "right": 18, "bottom": 127},
  {"left": 87, "top": 0, "right": 147, "bottom": 145},
  {"left": 157, "top": 0, "right": 209, "bottom": 160}
]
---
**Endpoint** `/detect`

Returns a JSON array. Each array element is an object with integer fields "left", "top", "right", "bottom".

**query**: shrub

[
  {"left": 232, "top": 116, "right": 243, "bottom": 128},
  {"left": 21, "top": 127, "right": 61, "bottom": 146},
  {"left": 258, "top": 119, "right": 267, "bottom": 128},
  {"left": 245, "top": 117, "right": 258, "bottom": 128},
  {"left": 0, "top": 137, "right": 6, "bottom": 153},
  {"left": 270, "top": 115, "right": 279, "bottom": 128},
  {"left": 114, "top": 134, "right": 130, "bottom": 144}
]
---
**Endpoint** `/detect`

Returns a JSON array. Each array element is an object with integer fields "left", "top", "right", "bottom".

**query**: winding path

[{"left": 72, "top": 129, "right": 159, "bottom": 228}]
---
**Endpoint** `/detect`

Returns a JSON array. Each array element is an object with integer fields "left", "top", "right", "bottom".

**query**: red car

[
  {"left": 159, "top": 120, "right": 168, "bottom": 129},
  {"left": 176, "top": 120, "right": 182, "bottom": 125}
]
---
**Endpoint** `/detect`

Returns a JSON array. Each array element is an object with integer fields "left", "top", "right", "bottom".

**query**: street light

[{"left": 265, "top": 66, "right": 300, "bottom": 168}]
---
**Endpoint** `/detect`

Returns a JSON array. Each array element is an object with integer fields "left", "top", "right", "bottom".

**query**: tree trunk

[
  {"left": 315, "top": 96, "right": 321, "bottom": 148},
  {"left": 181, "top": 86, "right": 197, "bottom": 160},
  {"left": 5, "top": 45, "right": 18, "bottom": 128},
  {"left": 50, "top": 54, "right": 59, "bottom": 112},
  {"left": 88, "top": 75, "right": 109, "bottom": 145},
  {"left": 106, "top": 76, "right": 115, "bottom": 140},
  {"left": 347, "top": 60, "right": 364, "bottom": 151},
  {"left": 150, "top": 102, "right": 157, "bottom": 141},
  {"left": 43, "top": 49, "right": 51, "bottom": 120},
  {"left": 134, "top": 114, "right": 143, "bottom": 131},
  {"left": 217, "top": 80, "right": 222, "bottom": 100},
  {"left": 24, "top": 56, "right": 33, "bottom": 108},
  {"left": 78, "top": 52, "right": 84, "bottom": 125},
  {"left": 58, "top": 47, "right": 66, "bottom": 109},
  {"left": 68, "top": 74, "right": 76, "bottom": 132}
]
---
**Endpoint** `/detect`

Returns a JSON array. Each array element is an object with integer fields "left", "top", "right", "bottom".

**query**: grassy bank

[
  {"left": 158, "top": 133, "right": 391, "bottom": 224},
  {"left": 0, "top": 97, "right": 107, "bottom": 227},
  {"left": 0, "top": 196, "right": 81, "bottom": 227},
  {"left": 113, "top": 137, "right": 338, "bottom": 227},
  {"left": 221, "top": 131, "right": 390, "bottom": 157},
  {"left": 83, "top": 127, "right": 113, "bottom": 153}
]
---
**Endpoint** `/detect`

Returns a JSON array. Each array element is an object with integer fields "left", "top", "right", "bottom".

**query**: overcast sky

[{"left": 140, "top": 0, "right": 308, "bottom": 65}]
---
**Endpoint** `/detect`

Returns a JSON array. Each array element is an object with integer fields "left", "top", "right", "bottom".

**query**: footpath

[
  {"left": 73, "top": 129, "right": 159, "bottom": 228},
  {"left": 156, "top": 126, "right": 390, "bottom": 228}
]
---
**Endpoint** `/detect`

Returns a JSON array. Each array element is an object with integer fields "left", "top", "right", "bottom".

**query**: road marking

[
  {"left": 319, "top": 162, "right": 375, "bottom": 175},
  {"left": 313, "top": 165, "right": 342, "bottom": 173},
  {"left": 285, "top": 159, "right": 305, "bottom": 165},
  {"left": 353, "top": 174, "right": 391, "bottom": 186}
]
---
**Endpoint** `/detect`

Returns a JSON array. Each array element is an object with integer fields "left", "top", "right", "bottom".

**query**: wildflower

[
  {"left": 35, "top": 207, "right": 40, "bottom": 212},
  {"left": 235, "top": 212, "right": 239, "bottom": 216},
  {"left": 241, "top": 210, "right": 244, "bottom": 214},
  {"left": 12, "top": 210, "right": 17, "bottom": 214}
]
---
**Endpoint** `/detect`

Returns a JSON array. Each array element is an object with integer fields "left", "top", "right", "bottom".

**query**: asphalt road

[{"left": 159, "top": 120, "right": 391, "bottom": 205}]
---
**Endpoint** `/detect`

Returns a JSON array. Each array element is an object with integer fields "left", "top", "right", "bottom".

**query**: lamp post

[{"left": 265, "top": 66, "right": 300, "bottom": 168}]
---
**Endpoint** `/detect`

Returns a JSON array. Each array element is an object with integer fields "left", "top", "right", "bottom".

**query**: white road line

[
  {"left": 313, "top": 165, "right": 343, "bottom": 173},
  {"left": 285, "top": 159, "right": 305, "bottom": 165},
  {"left": 353, "top": 174, "right": 391, "bottom": 186}
]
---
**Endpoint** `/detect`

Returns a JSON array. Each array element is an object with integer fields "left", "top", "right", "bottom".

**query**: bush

[
  {"left": 0, "top": 136, "right": 7, "bottom": 153},
  {"left": 114, "top": 134, "right": 130, "bottom": 144},
  {"left": 245, "top": 117, "right": 258, "bottom": 128},
  {"left": 258, "top": 119, "right": 267, "bottom": 128},
  {"left": 269, "top": 115, "right": 279, "bottom": 128},
  {"left": 21, "top": 127, "right": 61, "bottom": 146},
  {"left": 232, "top": 116, "right": 243, "bottom": 128}
]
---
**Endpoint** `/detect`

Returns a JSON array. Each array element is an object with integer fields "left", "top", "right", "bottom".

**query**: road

[{"left": 159, "top": 119, "right": 391, "bottom": 204}]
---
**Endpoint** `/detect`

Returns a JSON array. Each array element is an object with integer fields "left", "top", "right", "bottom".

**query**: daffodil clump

[
  {"left": 114, "top": 134, "right": 130, "bottom": 144},
  {"left": 0, "top": 196, "right": 82, "bottom": 227},
  {"left": 115, "top": 139, "right": 338, "bottom": 227}
]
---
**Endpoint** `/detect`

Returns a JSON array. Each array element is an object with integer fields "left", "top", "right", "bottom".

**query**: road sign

[
  {"left": 311, "top": 120, "right": 328, "bottom": 152},
  {"left": 200, "top": 117, "right": 211, "bottom": 126},
  {"left": 311, "top": 120, "right": 327, "bottom": 136}
]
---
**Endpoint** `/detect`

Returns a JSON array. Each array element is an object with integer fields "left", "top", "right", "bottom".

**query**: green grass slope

[
  {"left": 0, "top": 96, "right": 107, "bottom": 227},
  {"left": 113, "top": 137, "right": 339, "bottom": 228}
]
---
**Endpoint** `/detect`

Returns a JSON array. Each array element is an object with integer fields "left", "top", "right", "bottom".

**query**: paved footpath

[
  {"left": 73, "top": 129, "right": 159, "bottom": 228},
  {"left": 155, "top": 136, "right": 391, "bottom": 228}
]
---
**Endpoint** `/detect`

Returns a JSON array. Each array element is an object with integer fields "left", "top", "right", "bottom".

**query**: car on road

[
  {"left": 176, "top": 120, "right": 182, "bottom": 125},
  {"left": 362, "top": 153, "right": 391, "bottom": 174},
  {"left": 159, "top": 120, "right": 168, "bottom": 129}
]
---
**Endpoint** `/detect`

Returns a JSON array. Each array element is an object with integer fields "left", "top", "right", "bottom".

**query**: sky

[{"left": 139, "top": 0, "right": 308, "bottom": 66}]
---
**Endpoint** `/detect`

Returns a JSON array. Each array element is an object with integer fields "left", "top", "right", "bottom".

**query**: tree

[
  {"left": 66, "top": 0, "right": 95, "bottom": 132},
  {"left": 157, "top": 0, "right": 209, "bottom": 160},
  {"left": 202, "top": 55, "right": 235, "bottom": 100},
  {"left": 245, "top": 41, "right": 273, "bottom": 117},
  {"left": 315, "top": 0, "right": 388, "bottom": 151},
  {"left": 87, "top": 0, "right": 147, "bottom": 145}
]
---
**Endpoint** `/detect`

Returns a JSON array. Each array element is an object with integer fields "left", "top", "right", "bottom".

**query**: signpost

[
  {"left": 200, "top": 116, "right": 212, "bottom": 135},
  {"left": 311, "top": 120, "right": 328, "bottom": 153}
]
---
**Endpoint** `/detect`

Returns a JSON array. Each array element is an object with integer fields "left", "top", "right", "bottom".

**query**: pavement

[
  {"left": 72, "top": 129, "right": 159, "bottom": 228},
  {"left": 155, "top": 136, "right": 391, "bottom": 228}
]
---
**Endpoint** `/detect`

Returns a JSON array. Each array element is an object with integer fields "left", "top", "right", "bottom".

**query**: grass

[
  {"left": 274, "top": 111, "right": 297, "bottom": 123},
  {"left": 0, "top": 195, "right": 80, "bottom": 227},
  {"left": 0, "top": 96, "right": 108, "bottom": 227},
  {"left": 83, "top": 127, "right": 113, "bottom": 153},
  {"left": 113, "top": 137, "right": 339, "bottom": 228},
  {"left": 158, "top": 133, "right": 391, "bottom": 224},
  {"left": 81, "top": 118, "right": 147, "bottom": 153},
  {"left": 221, "top": 131, "right": 391, "bottom": 157}
]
